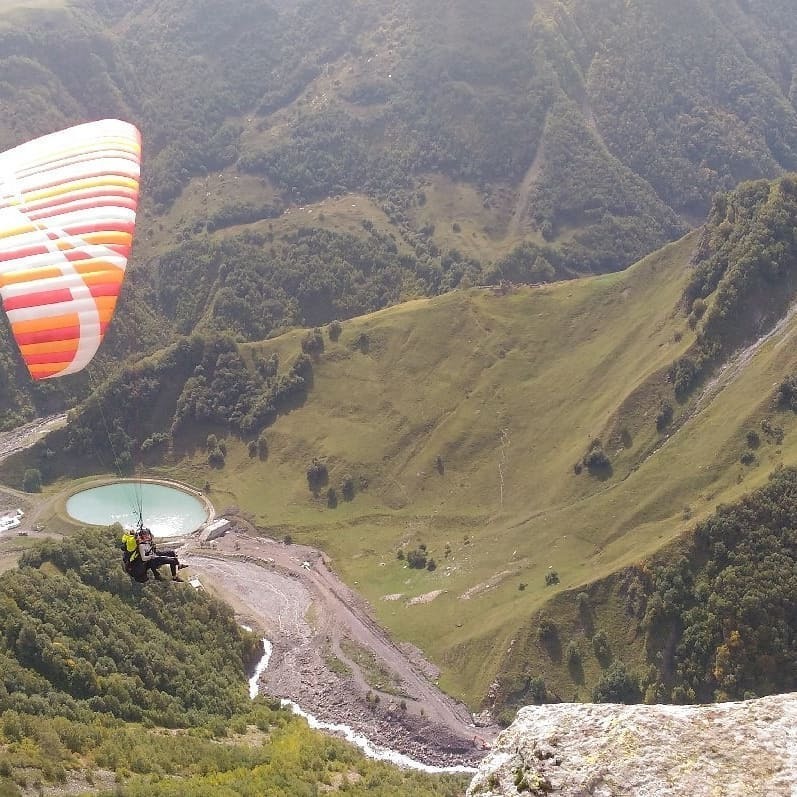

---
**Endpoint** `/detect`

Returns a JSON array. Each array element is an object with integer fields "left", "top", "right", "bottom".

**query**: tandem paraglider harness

[{"left": 121, "top": 527, "right": 147, "bottom": 583}]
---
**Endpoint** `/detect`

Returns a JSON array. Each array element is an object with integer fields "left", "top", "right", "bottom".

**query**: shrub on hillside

[
  {"left": 584, "top": 448, "right": 610, "bottom": 471},
  {"left": 776, "top": 375, "right": 797, "bottom": 411},
  {"left": 306, "top": 459, "right": 328, "bottom": 492},
  {"left": 545, "top": 570, "right": 560, "bottom": 586},
  {"left": 301, "top": 328, "right": 325, "bottom": 356},
  {"left": 670, "top": 357, "right": 697, "bottom": 399},
  {"left": 656, "top": 401, "right": 674, "bottom": 432},
  {"left": 536, "top": 619, "right": 558, "bottom": 642},
  {"left": 208, "top": 447, "right": 226, "bottom": 468},
  {"left": 327, "top": 320, "right": 343, "bottom": 341},
  {"left": 22, "top": 468, "right": 42, "bottom": 493},
  {"left": 527, "top": 676, "right": 547, "bottom": 704},
  {"left": 592, "top": 630, "right": 611, "bottom": 664},
  {"left": 566, "top": 641, "right": 581, "bottom": 666},
  {"left": 688, "top": 297, "right": 707, "bottom": 329},
  {"left": 341, "top": 475, "right": 355, "bottom": 501},
  {"left": 592, "top": 661, "right": 641, "bottom": 703},
  {"left": 582, "top": 440, "right": 611, "bottom": 476}
]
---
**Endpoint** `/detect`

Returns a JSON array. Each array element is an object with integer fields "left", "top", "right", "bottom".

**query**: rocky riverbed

[{"left": 185, "top": 529, "right": 495, "bottom": 769}]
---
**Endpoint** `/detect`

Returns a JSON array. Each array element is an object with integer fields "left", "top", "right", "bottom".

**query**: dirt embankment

[{"left": 184, "top": 528, "right": 498, "bottom": 768}]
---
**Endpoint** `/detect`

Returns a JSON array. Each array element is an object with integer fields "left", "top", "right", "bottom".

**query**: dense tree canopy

[
  {"left": 643, "top": 467, "right": 797, "bottom": 703},
  {"left": 0, "top": 530, "right": 468, "bottom": 795},
  {"left": 673, "top": 176, "right": 797, "bottom": 396}
]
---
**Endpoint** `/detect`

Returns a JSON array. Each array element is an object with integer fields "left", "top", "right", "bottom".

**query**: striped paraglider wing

[{"left": 0, "top": 119, "right": 141, "bottom": 380}]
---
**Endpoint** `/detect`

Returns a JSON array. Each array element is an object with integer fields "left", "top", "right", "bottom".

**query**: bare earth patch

[
  {"left": 459, "top": 563, "right": 527, "bottom": 600},
  {"left": 406, "top": 589, "right": 445, "bottom": 606}
]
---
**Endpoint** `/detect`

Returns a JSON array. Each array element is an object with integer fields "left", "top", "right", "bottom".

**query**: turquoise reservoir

[{"left": 66, "top": 482, "right": 209, "bottom": 538}]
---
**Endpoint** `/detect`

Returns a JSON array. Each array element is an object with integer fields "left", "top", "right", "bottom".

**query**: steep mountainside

[
  {"left": 3, "top": 0, "right": 797, "bottom": 427},
  {"left": 5, "top": 176, "right": 797, "bottom": 710}
]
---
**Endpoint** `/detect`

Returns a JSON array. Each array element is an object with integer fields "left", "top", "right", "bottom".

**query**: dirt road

[
  {"left": 0, "top": 413, "right": 66, "bottom": 464},
  {"left": 185, "top": 529, "right": 497, "bottom": 767}
]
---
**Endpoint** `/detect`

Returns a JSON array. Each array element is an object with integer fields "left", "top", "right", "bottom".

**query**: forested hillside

[
  {"left": 0, "top": 530, "right": 467, "bottom": 795},
  {"left": 492, "top": 467, "right": 797, "bottom": 717},
  {"left": 3, "top": 0, "right": 797, "bottom": 426}
]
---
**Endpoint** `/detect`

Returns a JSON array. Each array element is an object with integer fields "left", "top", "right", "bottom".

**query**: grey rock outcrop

[{"left": 467, "top": 694, "right": 797, "bottom": 796}]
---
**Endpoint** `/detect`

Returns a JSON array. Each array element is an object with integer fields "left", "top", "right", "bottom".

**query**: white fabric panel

[
  {"left": 8, "top": 158, "right": 140, "bottom": 195},
  {"left": 0, "top": 120, "right": 138, "bottom": 171},
  {"left": 13, "top": 148, "right": 139, "bottom": 181}
]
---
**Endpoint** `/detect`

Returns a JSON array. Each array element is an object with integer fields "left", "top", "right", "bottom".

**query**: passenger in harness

[
  {"left": 121, "top": 526, "right": 187, "bottom": 582},
  {"left": 136, "top": 527, "right": 187, "bottom": 582}
]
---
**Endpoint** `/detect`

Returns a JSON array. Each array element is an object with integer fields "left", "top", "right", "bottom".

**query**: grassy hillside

[
  {"left": 2, "top": 211, "right": 789, "bottom": 712},
  {"left": 492, "top": 466, "right": 797, "bottom": 718},
  {"left": 6, "top": 176, "right": 797, "bottom": 711},
  {"left": 192, "top": 228, "right": 797, "bottom": 707}
]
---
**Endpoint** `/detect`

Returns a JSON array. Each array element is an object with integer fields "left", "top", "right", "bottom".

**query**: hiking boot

[
  {"left": 178, "top": 563, "right": 189, "bottom": 570},
  {"left": 153, "top": 571, "right": 164, "bottom": 581},
  {"left": 172, "top": 576, "right": 184, "bottom": 582}
]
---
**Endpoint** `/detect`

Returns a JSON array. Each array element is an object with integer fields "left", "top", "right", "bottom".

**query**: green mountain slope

[
  {"left": 8, "top": 176, "right": 797, "bottom": 709},
  {"left": 2, "top": 0, "right": 797, "bottom": 427},
  {"left": 491, "top": 466, "right": 797, "bottom": 718}
]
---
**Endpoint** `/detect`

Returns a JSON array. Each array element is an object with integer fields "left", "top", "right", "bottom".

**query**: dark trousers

[{"left": 148, "top": 553, "right": 179, "bottom": 578}]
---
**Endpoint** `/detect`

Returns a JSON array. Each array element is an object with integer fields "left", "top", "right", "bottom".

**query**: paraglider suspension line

[{"left": 87, "top": 366, "right": 144, "bottom": 525}]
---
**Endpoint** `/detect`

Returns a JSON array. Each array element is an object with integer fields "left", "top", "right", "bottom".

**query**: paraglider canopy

[{"left": 0, "top": 119, "right": 141, "bottom": 380}]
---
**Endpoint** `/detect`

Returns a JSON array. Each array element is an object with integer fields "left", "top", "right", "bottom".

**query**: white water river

[{"left": 247, "top": 637, "right": 476, "bottom": 775}]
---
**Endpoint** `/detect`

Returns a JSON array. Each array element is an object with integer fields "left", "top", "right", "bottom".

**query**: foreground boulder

[{"left": 467, "top": 694, "right": 796, "bottom": 796}]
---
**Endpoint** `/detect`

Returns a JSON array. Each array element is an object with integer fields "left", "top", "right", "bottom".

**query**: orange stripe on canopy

[
  {"left": 11, "top": 312, "right": 80, "bottom": 335},
  {"left": 0, "top": 267, "right": 65, "bottom": 287},
  {"left": 20, "top": 339, "right": 81, "bottom": 356},
  {"left": 28, "top": 363, "right": 70, "bottom": 379}
]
